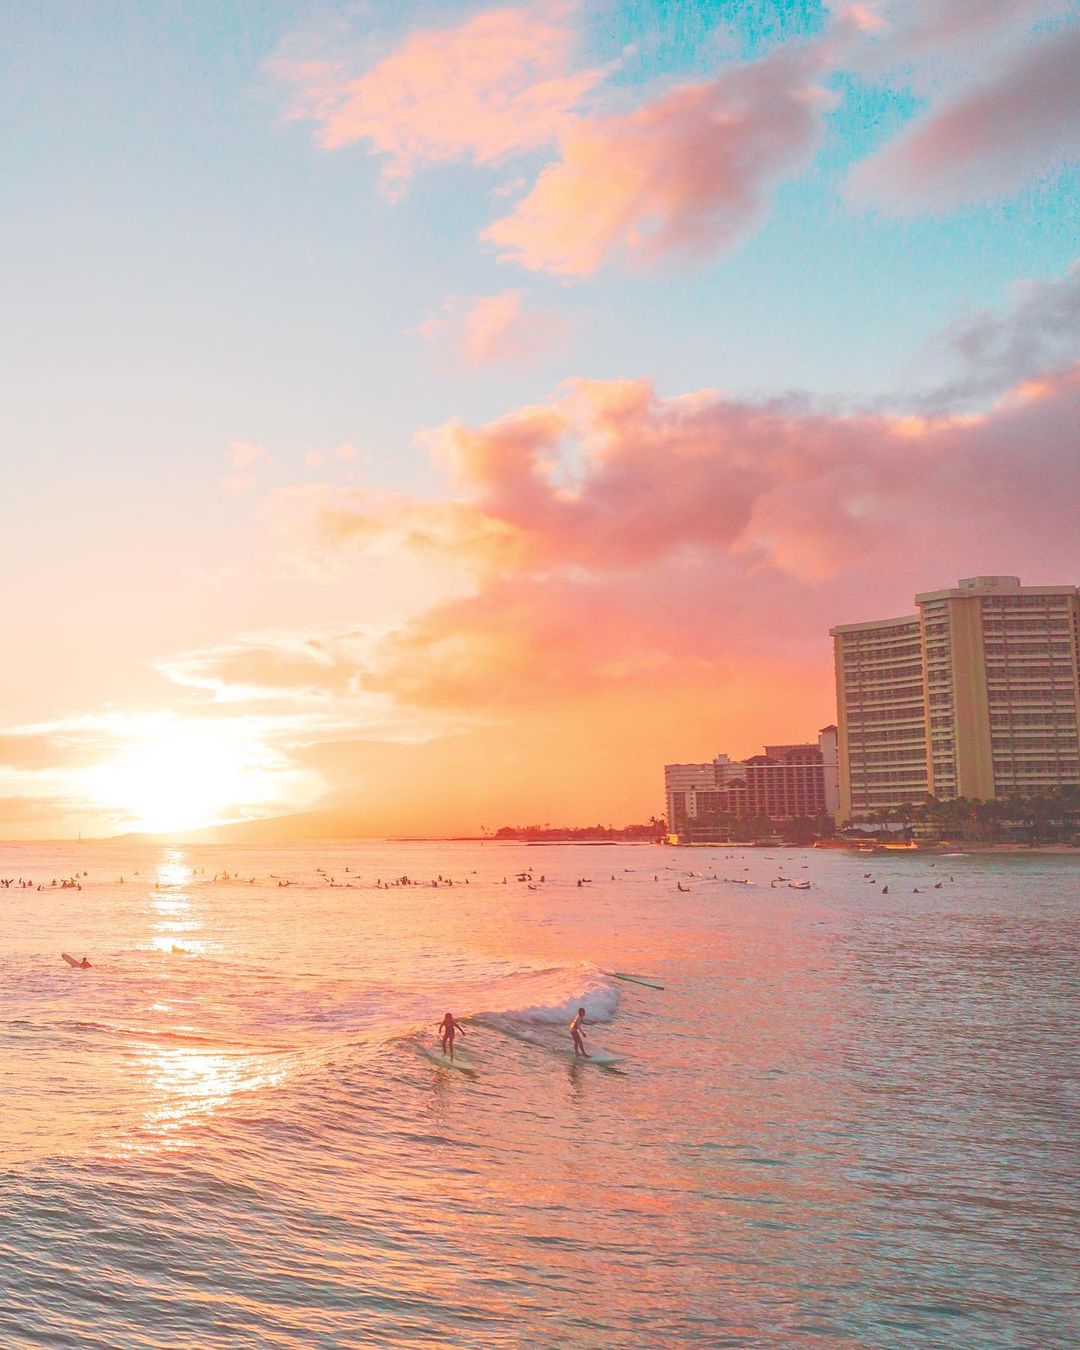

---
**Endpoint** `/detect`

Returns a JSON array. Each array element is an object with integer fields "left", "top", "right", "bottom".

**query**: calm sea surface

[{"left": 1, "top": 840, "right": 1077, "bottom": 1347}]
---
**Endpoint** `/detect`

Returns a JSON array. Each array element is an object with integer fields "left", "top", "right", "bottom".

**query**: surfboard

[
  {"left": 480, "top": 1019, "right": 626, "bottom": 1068},
  {"left": 61, "top": 953, "right": 86, "bottom": 968},
  {"left": 565, "top": 1050, "right": 625, "bottom": 1068},
  {"left": 606, "top": 971, "right": 664, "bottom": 991},
  {"left": 420, "top": 1046, "right": 476, "bottom": 1074}
]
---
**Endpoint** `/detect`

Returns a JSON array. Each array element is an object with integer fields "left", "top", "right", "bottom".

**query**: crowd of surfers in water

[
  {"left": 30, "top": 856, "right": 958, "bottom": 1023},
  {"left": 2, "top": 872, "right": 88, "bottom": 891}
]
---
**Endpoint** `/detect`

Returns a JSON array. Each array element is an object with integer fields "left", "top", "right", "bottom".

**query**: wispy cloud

[
  {"left": 269, "top": 3, "right": 604, "bottom": 199},
  {"left": 221, "top": 440, "right": 269, "bottom": 495},
  {"left": 415, "top": 290, "right": 571, "bottom": 365}
]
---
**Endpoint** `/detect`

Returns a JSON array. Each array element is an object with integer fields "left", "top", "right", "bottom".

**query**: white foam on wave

[{"left": 485, "top": 964, "right": 620, "bottom": 1026}]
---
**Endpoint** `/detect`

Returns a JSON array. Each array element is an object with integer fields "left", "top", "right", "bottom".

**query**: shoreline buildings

[
  {"left": 831, "top": 577, "right": 1080, "bottom": 820},
  {"left": 665, "top": 728, "right": 840, "bottom": 842}
]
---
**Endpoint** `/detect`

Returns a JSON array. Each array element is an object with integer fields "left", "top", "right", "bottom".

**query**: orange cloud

[
  {"left": 158, "top": 632, "right": 366, "bottom": 703},
  {"left": 483, "top": 42, "right": 832, "bottom": 274},
  {"left": 270, "top": 4, "right": 604, "bottom": 198},
  {"left": 270, "top": 483, "right": 527, "bottom": 575}
]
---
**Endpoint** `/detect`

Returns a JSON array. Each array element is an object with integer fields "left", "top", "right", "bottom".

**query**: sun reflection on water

[
  {"left": 127, "top": 1042, "right": 289, "bottom": 1153},
  {"left": 121, "top": 848, "right": 288, "bottom": 1152},
  {"left": 150, "top": 849, "right": 205, "bottom": 955}
]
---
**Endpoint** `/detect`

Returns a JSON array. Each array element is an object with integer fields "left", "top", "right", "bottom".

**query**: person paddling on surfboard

[
  {"left": 437, "top": 1012, "right": 465, "bottom": 1061},
  {"left": 570, "top": 1007, "right": 589, "bottom": 1058}
]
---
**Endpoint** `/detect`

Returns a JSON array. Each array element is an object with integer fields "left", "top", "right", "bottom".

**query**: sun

[{"left": 83, "top": 716, "right": 302, "bottom": 833}]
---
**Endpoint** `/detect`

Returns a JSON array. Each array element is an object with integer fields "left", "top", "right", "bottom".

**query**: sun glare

[{"left": 83, "top": 718, "right": 297, "bottom": 833}]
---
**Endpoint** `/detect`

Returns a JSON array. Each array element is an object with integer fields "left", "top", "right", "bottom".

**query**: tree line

[
  {"left": 847, "top": 787, "right": 1080, "bottom": 844},
  {"left": 491, "top": 818, "right": 666, "bottom": 841}
]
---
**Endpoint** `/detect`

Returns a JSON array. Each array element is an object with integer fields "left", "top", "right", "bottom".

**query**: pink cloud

[
  {"left": 848, "top": 23, "right": 1080, "bottom": 211},
  {"left": 150, "top": 353, "right": 1080, "bottom": 832},
  {"left": 462, "top": 290, "right": 570, "bottom": 364},
  {"left": 482, "top": 42, "right": 832, "bottom": 275},
  {"left": 290, "top": 362, "right": 1080, "bottom": 589},
  {"left": 257, "top": 361, "right": 1080, "bottom": 770},
  {"left": 416, "top": 290, "right": 571, "bottom": 366},
  {"left": 269, "top": 4, "right": 604, "bottom": 198}
]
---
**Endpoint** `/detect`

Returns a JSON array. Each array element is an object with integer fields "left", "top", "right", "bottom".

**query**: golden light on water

[
  {"left": 150, "top": 854, "right": 204, "bottom": 954},
  {"left": 120, "top": 849, "right": 289, "bottom": 1150}
]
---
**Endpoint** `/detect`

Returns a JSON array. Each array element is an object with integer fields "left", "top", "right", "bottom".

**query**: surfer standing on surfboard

[
  {"left": 570, "top": 1007, "right": 588, "bottom": 1058},
  {"left": 437, "top": 1012, "right": 465, "bottom": 1061}
]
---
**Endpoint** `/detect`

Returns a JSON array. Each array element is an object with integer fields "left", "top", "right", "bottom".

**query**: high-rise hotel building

[{"left": 831, "top": 577, "right": 1080, "bottom": 819}]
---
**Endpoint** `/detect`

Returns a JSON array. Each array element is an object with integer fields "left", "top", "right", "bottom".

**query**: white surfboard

[
  {"left": 420, "top": 1046, "right": 476, "bottom": 1074},
  {"left": 61, "top": 953, "right": 87, "bottom": 968},
  {"left": 479, "top": 1019, "right": 626, "bottom": 1069}
]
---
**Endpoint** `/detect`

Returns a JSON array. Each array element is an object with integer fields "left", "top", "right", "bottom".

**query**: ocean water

[{"left": 1, "top": 840, "right": 1077, "bottom": 1348}]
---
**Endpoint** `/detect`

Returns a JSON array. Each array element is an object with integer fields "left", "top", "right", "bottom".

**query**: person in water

[
  {"left": 437, "top": 1012, "right": 465, "bottom": 1061},
  {"left": 570, "top": 1007, "right": 589, "bottom": 1058},
  {"left": 79, "top": 956, "right": 91, "bottom": 968}
]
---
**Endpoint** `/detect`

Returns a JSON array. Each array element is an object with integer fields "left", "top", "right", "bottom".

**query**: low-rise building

[{"left": 664, "top": 731, "right": 836, "bottom": 842}]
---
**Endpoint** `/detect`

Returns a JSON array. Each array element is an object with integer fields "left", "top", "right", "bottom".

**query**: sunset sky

[{"left": 3, "top": 0, "right": 1078, "bottom": 838}]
